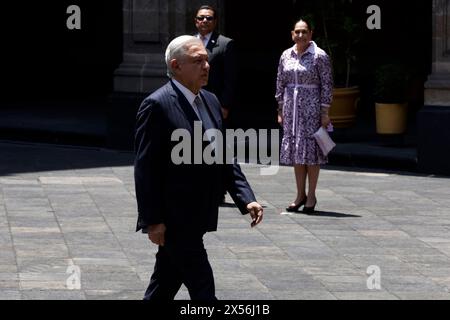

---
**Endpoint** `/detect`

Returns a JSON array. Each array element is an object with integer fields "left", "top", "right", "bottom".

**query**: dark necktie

[{"left": 194, "top": 95, "right": 215, "bottom": 131}]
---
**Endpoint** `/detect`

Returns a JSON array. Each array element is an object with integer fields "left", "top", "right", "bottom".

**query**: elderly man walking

[{"left": 134, "top": 35, "right": 263, "bottom": 301}]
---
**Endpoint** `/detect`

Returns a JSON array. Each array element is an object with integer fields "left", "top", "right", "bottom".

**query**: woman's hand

[
  {"left": 277, "top": 106, "right": 283, "bottom": 125},
  {"left": 321, "top": 115, "right": 331, "bottom": 128},
  {"left": 320, "top": 106, "right": 331, "bottom": 128}
]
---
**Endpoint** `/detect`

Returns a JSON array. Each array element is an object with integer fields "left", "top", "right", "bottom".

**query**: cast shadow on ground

[
  {"left": 0, "top": 140, "right": 134, "bottom": 176},
  {"left": 219, "top": 203, "right": 238, "bottom": 208},
  {"left": 293, "top": 211, "right": 362, "bottom": 218}
]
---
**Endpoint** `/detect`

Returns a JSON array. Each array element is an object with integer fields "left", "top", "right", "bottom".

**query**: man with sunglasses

[
  {"left": 194, "top": 4, "right": 238, "bottom": 204},
  {"left": 194, "top": 5, "right": 237, "bottom": 122}
]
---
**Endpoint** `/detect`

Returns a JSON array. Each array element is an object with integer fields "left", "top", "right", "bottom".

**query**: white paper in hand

[{"left": 313, "top": 127, "right": 336, "bottom": 156}]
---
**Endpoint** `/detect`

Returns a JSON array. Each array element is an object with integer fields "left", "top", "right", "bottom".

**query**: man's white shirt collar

[
  {"left": 172, "top": 80, "right": 217, "bottom": 143},
  {"left": 172, "top": 79, "right": 200, "bottom": 106},
  {"left": 172, "top": 79, "right": 202, "bottom": 117},
  {"left": 197, "top": 32, "right": 212, "bottom": 47}
]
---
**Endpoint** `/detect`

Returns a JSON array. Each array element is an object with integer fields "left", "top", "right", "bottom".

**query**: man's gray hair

[{"left": 165, "top": 35, "right": 203, "bottom": 78}]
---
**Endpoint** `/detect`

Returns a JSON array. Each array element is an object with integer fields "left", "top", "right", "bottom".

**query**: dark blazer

[
  {"left": 134, "top": 81, "right": 256, "bottom": 234},
  {"left": 203, "top": 32, "right": 237, "bottom": 110}
]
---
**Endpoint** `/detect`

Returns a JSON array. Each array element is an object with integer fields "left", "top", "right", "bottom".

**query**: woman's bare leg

[
  {"left": 305, "top": 165, "right": 320, "bottom": 207},
  {"left": 291, "top": 164, "right": 307, "bottom": 205}
]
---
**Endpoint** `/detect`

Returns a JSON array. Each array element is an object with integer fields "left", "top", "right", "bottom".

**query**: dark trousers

[{"left": 143, "top": 231, "right": 217, "bottom": 301}]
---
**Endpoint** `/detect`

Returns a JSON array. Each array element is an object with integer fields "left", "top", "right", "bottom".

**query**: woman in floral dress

[{"left": 275, "top": 18, "right": 333, "bottom": 213}]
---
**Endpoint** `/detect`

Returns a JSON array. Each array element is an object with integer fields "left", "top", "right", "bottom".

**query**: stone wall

[{"left": 425, "top": 0, "right": 450, "bottom": 105}]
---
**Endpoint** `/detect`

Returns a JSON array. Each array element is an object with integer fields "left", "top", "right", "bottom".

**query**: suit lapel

[
  {"left": 169, "top": 81, "right": 200, "bottom": 125},
  {"left": 206, "top": 32, "right": 220, "bottom": 52},
  {"left": 168, "top": 81, "right": 222, "bottom": 131}
]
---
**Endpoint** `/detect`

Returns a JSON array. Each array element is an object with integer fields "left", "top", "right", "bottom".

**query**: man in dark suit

[
  {"left": 134, "top": 35, "right": 263, "bottom": 301},
  {"left": 194, "top": 4, "right": 236, "bottom": 121}
]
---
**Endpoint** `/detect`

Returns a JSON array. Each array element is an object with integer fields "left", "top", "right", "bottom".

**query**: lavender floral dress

[{"left": 275, "top": 41, "right": 333, "bottom": 165}]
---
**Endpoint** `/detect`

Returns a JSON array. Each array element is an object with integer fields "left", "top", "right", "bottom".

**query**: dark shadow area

[
  {"left": 219, "top": 203, "right": 237, "bottom": 208},
  {"left": 0, "top": 129, "right": 106, "bottom": 149},
  {"left": 1, "top": 1, "right": 122, "bottom": 102},
  {"left": 295, "top": 211, "right": 362, "bottom": 218},
  {"left": 0, "top": 0, "right": 438, "bottom": 176},
  {"left": 224, "top": 0, "right": 431, "bottom": 133},
  {"left": 0, "top": 1, "right": 439, "bottom": 178},
  {"left": 0, "top": 141, "right": 134, "bottom": 177},
  {"left": 0, "top": 138, "right": 446, "bottom": 179},
  {"left": 327, "top": 145, "right": 418, "bottom": 174},
  {"left": 323, "top": 164, "right": 450, "bottom": 180},
  {"left": 0, "top": 101, "right": 108, "bottom": 149},
  {"left": 222, "top": 0, "right": 433, "bottom": 175},
  {"left": 0, "top": 0, "right": 123, "bottom": 148}
]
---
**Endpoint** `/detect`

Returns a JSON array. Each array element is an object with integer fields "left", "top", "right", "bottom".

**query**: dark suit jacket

[
  {"left": 203, "top": 32, "right": 237, "bottom": 110},
  {"left": 134, "top": 81, "right": 256, "bottom": 234}
]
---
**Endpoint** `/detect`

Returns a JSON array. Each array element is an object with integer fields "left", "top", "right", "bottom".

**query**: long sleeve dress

[{"left": 275, "top": 41, "right": 333, "bottom": 165}]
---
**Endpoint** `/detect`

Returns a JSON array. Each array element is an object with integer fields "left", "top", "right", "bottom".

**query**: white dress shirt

[
  {"left": 172, "top": 79, "right": 202, "bottom": 119},
  {"left": 172, "top": 79, "right": 218, "bottom": 145},
  {"left": 197, "top": 32, "right": 212, "bottom": 47}
]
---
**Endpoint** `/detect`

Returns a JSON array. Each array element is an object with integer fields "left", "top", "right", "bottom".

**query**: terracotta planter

[
  {"left": 375, "top": 103, "right": 407, "bottom": 134},
  {"left": 329, "top": 86, "right": 360, "bottom": 128}
]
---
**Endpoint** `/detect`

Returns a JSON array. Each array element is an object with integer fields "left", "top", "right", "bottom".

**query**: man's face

[
  {"left": 195, "top": 9, "right": 217, "bottom": 36},
  {"left": 173, "top": 43, "right": 210, "bottom": 93}
]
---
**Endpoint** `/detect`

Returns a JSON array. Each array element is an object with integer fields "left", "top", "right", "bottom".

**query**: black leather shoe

[
  {"left": 302, "top": 200, "right": 317, "bottom": 213},
  {"left": 286, "top": 197, "right": 307, "bottom": 212}
]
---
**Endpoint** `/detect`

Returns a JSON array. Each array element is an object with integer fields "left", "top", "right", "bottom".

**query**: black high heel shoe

[
  {"left": 286, "top": 197, "right": 307, "bottom": 212},
  {"left": 302, "top": 199, "right": 317, "bottom": 213}
]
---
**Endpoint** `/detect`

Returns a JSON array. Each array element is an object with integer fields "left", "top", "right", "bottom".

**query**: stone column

[
  {"left": 425, "top": 0, "right": 450, "bottom": 105},
  {"left": 419, "top": 0, "right": 450, "bottom": 174},
  {"left": 113, "top": 0, "right": 172, "bottom": 93}
]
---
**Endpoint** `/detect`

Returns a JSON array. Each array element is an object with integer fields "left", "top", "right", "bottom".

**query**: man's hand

[
  {"left": 148, "top": 223, "right": 166, "bottom": 246},
  {"left": 247, "top": 202, "right": 263, "bottom": 227}
]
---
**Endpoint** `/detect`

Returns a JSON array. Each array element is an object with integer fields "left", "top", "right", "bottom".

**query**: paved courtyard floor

[{"left": 1, "top": 141, "right": 450, "bottom": 300}]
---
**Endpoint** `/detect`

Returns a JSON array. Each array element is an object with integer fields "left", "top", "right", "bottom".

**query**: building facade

[{"left": 1, "top": 0, "right": 448, "bottom": 174}]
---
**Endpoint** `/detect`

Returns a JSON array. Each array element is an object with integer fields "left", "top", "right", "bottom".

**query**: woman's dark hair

[
  {"left": 197, "top": 4, "right": 218, "bottom": 20},
  {"left": 294, "top": 15, "right": 315, "bottom": 31}
]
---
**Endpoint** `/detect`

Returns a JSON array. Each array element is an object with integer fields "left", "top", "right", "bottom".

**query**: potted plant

[
  {"left": 313, "top": 0, "right": 362, "bottom": 128},
  {"left": 373, "top": 63, "right": 409, "bottom": 134}
]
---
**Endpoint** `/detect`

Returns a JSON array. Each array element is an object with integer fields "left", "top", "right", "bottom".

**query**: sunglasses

[{"left": 196, "top": 15, "right": 214, "bottom": 22}]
